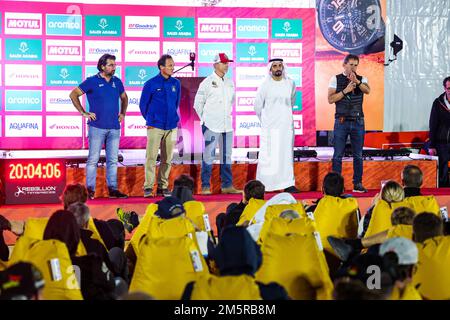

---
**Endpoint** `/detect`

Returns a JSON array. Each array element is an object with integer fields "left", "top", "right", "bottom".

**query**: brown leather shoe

[{"left": 221, "top": 186, "right": 242, "bottom": 194}]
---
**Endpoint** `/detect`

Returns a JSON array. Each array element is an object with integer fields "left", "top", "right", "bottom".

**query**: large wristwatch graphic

[{"left": 317, "top": 0, "right": 385, "bottom": 55}]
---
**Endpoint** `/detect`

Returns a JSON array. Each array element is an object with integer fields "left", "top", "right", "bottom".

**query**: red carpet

[{"left": 2, "top": 188, "right": 450, "bottom": 246}]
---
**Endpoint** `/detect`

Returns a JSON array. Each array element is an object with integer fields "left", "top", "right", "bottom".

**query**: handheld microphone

[{"left": 189, "top": 52, "right": 196, "bottom": 71}]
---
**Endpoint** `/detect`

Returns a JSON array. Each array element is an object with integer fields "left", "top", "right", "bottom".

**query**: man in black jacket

[{"left": 429, "top": 76, "right": 450, "bottom": 187}]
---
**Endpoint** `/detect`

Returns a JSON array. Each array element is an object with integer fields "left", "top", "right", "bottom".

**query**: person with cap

[
  {"left": 194, "top": 52, "right": 241, "bottom": 195},
  {"left": 379, "top": 237, "right": 421, "bottom": 300},
  {"left": 254, "top": 58, "right": 299, "bottom": 193},
  {"left": 181, "top": 226, "right": 289, "bottom": 300},
  {"left": 140, "top": 54, "right": 181, "bottom": 197},
  {"left": 0, "top": 262, "right": 45, "bottom": 300},
  {"left": 328, "top": 54, "right": 370, "bottom": 193},
  {"left": 154, "top": 195, "right": 187, "bottom": 220}
]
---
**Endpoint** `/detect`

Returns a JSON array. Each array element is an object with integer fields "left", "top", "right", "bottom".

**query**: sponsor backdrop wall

[{"left": 0, "top": 1, "right": 315, "bottom": 150}]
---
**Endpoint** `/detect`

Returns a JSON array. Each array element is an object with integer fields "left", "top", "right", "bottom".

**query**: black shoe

[
  {"left": 327, "top": 236, "right": 353, "bottom": 262},
  {"left": 116, "top": 208, "right": 140, "bottom": 233},
  {"left": 284, "top": 186, "right": 300, "bottom": 193},
  {"left": 353, "top": 183, "right": 368, "bottom": 193},
  {"left": 0, "top": 215, "right": 11, "bottom": 231},
  {"left": 156, "top": 188, "right": 171, "bottom": 197},
  {"left": 87, "top": 188, "right": 95, "bottom": 200},
  {"left": 109, "top": 189, "right": 128, "bottom": 199},
  {"left": 143, "top": 188, "right": 154, "bottom": 198}
]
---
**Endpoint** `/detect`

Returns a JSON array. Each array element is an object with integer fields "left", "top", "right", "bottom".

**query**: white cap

[{"left": 379, "top": 237, "right": 418, "bottom": 265}]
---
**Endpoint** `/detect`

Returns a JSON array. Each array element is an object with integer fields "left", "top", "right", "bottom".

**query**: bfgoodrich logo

[
  {"left": 5, "top": 12, "right": 42, "bottom": 35},
  {"left": 235, "top": 67, "right": 266, "bottom": 88},
  {"left": 5, "top": 116, "right": 42, "bottom": 137},
  {"left": 46, "top": 14, "right": 82, "bottom": 36},
  {"left": 85, "top": 40, "right": 121, "bottom": 62},
  {"left": 46, "top": 90, "right": 73, "bottom": 112},
  {"left": 46, "top": 40, "right": 82, "bottom": 62},
  {"left": 125, "top": 16, "right": 159, "bottom": 37},
  {"left": 198, "top": 18, "right": 232, "bottom": 39}
]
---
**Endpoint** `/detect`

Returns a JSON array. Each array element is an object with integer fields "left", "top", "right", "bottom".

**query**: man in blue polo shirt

[
  {"left": 69, "top": 53, "right": 128, "bottom": 199},
  {"left": 139, "top": 54, "right": 181, "bottom": 197}
]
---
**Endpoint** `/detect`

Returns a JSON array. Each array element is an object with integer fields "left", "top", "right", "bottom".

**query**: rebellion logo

[
  {"left": 7, "top": 19, "right": 41, "bottom": 29},
  {"left": 48, "top": 46, "right": 81, "bottom": 55},
  {"left": 15, "top": 186, "right": 57, "bottom": 197}
]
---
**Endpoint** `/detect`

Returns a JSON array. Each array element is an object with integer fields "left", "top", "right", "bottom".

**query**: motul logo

[
  {"left": 272, "top": 49, "right": 301, "bottom": 57},
  {"left": 7, "top": 19, "right": 40, "bottom": 29},
  {"left": 238, "top": 97, "right": 255, "bottom": 106},
  {"left": 48, "top": 46, "right": 80, "bottom": 55},
  {"left": 200, "top": 24, "right": 230, "bottom": 33}
]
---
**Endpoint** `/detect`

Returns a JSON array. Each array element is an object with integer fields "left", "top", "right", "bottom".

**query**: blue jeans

[
  {"left": 86, "top": 126, "right": 121, "bottom": 191},
  {"left": 201, "top": 125, "right": 233, "bottom": 189},
  {"left": 332, "top": 118, "right": 365, "bottom": 185}
]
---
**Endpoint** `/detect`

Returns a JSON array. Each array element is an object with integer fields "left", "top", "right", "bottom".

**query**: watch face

[{"left": 318, "top": 0, "right": 383, "bottom": 53}]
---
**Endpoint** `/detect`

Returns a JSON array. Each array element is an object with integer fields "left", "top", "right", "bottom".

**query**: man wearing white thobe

[{"left": 254, "top": 58, "right": 299, "bottom": 193}]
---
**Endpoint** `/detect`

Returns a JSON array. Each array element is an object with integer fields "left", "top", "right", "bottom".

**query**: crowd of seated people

[{"left": 1, "top": 165, "right": 450, "bottom": 300}]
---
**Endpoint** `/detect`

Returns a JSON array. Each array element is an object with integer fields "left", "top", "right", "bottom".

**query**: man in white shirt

[
  {"left": 194, "top": 53, "right": 241, "bottom": 195},
  {"left": 254, "top": 58, "right": 299, "bottom": 193}
]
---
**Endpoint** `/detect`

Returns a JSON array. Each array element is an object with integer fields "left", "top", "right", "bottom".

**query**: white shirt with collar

[{"left": 194, "top": 71, "right": 235, "bottom": 133}]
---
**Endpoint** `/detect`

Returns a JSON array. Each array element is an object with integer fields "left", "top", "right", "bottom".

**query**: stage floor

[{"left": 2, "top": 188, "right": 450, "bottom": 246}]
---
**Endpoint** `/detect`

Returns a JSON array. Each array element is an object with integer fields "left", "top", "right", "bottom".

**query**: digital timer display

[
  {"left": 8, "top": 162, "right": 62, "bottom": 180},
  {"left": 1, "top": 158, "right": 67, "bottom": 204}
]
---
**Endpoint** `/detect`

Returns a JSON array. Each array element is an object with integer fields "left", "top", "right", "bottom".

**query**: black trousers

[{"left": 436, "top": 143, "right": 450, "bottom": 187}]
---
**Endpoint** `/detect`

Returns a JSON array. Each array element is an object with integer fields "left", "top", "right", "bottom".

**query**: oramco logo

[{"left": 8, "top": 97, "right": 40, "bottom": 104}]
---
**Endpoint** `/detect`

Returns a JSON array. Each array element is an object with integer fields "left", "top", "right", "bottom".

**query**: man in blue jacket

[{"left": 139, "top": 54, "right": 181, "bottom": 197}]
